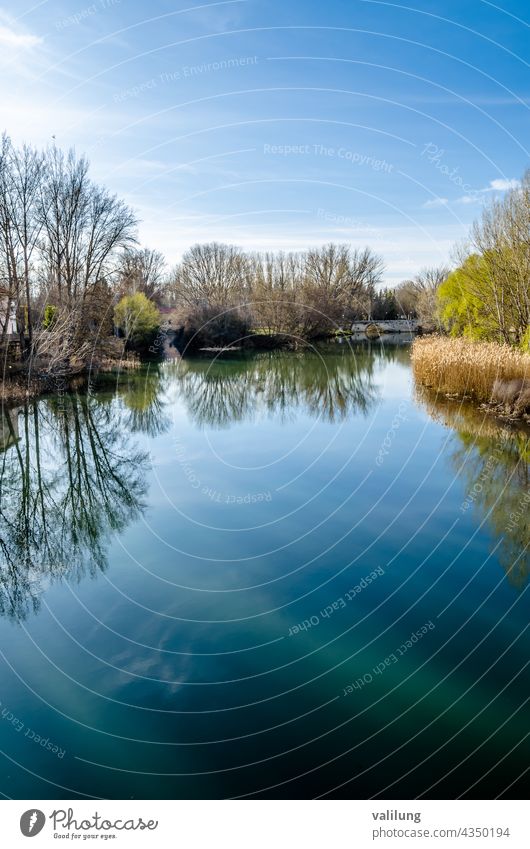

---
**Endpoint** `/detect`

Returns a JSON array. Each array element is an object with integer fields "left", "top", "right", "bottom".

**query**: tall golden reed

[{"left": 411, "top": 336, "right": 530, "bottom": 402}]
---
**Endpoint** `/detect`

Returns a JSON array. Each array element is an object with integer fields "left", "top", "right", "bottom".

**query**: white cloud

[
  {"left": 0, "top": 13, "right": 42, "bottom": 49},
  {"left": 457, "top": 193, "right": 482, "bottom": 205},
  {"left": 489, "top": 178, "right": 520, "bottom": 191},
  {"left": 423, "top": 197, "right": 449, "bottom": 208},
  {"left": 0, "top": 25, "right": 40, "bottom": 48},
  {"left": 456, "top": 178, "right": 520, "bottom": 205}
]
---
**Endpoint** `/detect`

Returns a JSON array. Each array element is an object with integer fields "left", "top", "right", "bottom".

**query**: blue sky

[{"left": 1, "top": 0, "right": 529, "bottom": 282}]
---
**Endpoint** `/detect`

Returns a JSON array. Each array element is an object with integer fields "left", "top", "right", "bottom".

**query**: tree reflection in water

[
  {"left": 0, "top": 393, "right": 150, "bottom": 620},
  {"left": 0, "top": 343, "right": 424, "bottom": 619},
  {"left": 170, "top": 343, "right": 385, "bottom": 429},
  {"left": 117, "top": 365, "right": 171, "bottom": 437},
  {"left": 416, "top": 386, "right": 530, "bottom": 588}
]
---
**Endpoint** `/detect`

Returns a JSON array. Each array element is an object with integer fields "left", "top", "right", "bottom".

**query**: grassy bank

[{"left": 411, "top": 336, "right": 530, "bottom": 415}]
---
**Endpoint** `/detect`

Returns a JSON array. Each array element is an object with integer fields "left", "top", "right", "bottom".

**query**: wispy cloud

[
  {"left": 457, "top": 194, "right": 482, "bottom": 205},
  {"left": 489, "top": 178, "right": 520, "bottom": 191},
  {"left": 0, "top": 13, "right": 42, "bottom": 49},
  {"left": 457, "top": 177, "right": 520, "bottom": 205},
  {"left": 423, "top": 197, "right": 449, "bottom": 209}
]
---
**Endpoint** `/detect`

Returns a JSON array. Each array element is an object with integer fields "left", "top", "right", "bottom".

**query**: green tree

[
  {"left": 43, "top": 304, "right": 57, "bottom": 329},
  {"left": 114, "top": 292, "right": 160, "bottom": 348},
  {"left": 440, "top": 172, "right": 530, "bottom": 344},
  {"left": 520, "top": 325, "right": 530, "bottom": 353},
  {"left": 437, "top": 254, "right": 492, "bottom": 339}
]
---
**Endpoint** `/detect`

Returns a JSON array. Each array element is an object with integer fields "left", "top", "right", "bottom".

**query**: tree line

[
  {"left": 0, "top": 135, "right": 415, "bottom": 362},
  {"left": 171, "top": 242, "right": 388, "bottom": 344},
  {"left": 169, "top": 169, "right": 530, "bottom": 348},
  {"left": 2, "top": 132, "right": 527, "bottom": 365}
]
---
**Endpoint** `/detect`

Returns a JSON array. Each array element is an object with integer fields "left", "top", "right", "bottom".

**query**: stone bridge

[{"left": 351, "top": 319, "right": 419, "bottom": 334}]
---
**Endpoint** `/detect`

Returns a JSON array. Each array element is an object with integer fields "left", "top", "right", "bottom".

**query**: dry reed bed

[{"left": 411, "top": 336, "right": 530, "bottom": 412}]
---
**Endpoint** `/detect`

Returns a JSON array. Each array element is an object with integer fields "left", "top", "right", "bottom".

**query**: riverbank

[
  {"left": 412, "top": 336, "right": 530, "bottom": 418},
  {"left": 0, "top": 354, "right": 141, "bottom": 405},
  {"left": 175, "top": 329, "right": 304, "bottom": 354},
  {"left": 0, "top": 330, "right": 311, "bottom": 403}
]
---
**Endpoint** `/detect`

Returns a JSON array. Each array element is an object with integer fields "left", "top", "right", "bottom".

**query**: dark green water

[{"left": 0, "top": 341, "right": 528, "bottom": 799}]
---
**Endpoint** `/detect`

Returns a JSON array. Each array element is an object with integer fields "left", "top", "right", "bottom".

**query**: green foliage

[
  {"left": 520, "top": 326, "right": 530, "bottom": 353},
  {"left": 114, "top": 293, "right": 160, "bottom": 348},
  {"left": 438, "top": 255, "right": 492, "bottom": 340},
  {"left": 43, "top": 304, "right": 57, "bottom": 329},
  {"left": 372, "top": 288, "right": 399, "bottom": 320},
  {"left": 438, "top": 173, "right": 530, "bottom": 344}
]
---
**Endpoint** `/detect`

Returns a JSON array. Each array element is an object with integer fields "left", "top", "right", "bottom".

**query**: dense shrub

[
  {"left": 114, "top": 293, "right": 160, "bottom": 351},
  {"left": 177, "top": 305, "right": 251, "bottom": 350}
]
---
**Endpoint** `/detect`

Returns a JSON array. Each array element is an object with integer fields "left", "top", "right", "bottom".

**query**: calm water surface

[{"left": 0, "top": 341, "right": 528, "bottom": 798}]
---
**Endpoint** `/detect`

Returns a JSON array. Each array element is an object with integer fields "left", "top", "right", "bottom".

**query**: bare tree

[
  {"left": 171, "top": 242, "right": 385, "bottom": 340},
  {"left": 0, "top": 135, "right": 20, "bottom": 342},
  {"left": 38, "top": 145, "right": 137, "bottom": 307},
  {"left": 7, "top": 142, "right": 44, "bottom": 349},
  {"left": 250, "top": 251, "right": 304, "bottom": 334},
  {"left": 118, "top": 246, "right": 167, "bottom": 304},
  {"left": 394, "top": 279, "right": 419, "bottom": 318},
  {"left": 172, "top": 242, "right": 250, "bottom": 308},
  {"left": 305, "top": 243, "right": 353, "bottom": 299},
  {"left": 32, "top": 304, "right": 93, "bottom": 371},
  {"left": 0, "top": 136, "right": 45, "bottom": 349},
  {"left": 0, "top": 137, "right": 138, "bottom": 369},
  {"left": 302, "top": 244, "right": 384, "bottom": 328},
  {"left": 399, "top": 265, "right": 449, "bottom": 328}
]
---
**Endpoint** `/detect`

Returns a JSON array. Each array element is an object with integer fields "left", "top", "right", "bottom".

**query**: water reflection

[
  {"left": 0, "top": 345, "right": 394, "bottom": 619},
  {"left": 170, "top": 344, "right": 387, "bottom": 428},
  {"left": 117, "top": 365, "right": 171, "bottom": 437},
  {"left": 0, "top": 394, "right": 149, "bottom": 620},
  {"left": 416, "top": 386, "right": 530, "bottom": 588},
  {"left": 2, "top": 344, "right": 528, "bottom": 625}
]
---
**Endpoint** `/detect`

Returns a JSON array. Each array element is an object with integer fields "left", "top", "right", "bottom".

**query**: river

[{"left": 0, "top": 340, "right": 528, "bottom": 798}]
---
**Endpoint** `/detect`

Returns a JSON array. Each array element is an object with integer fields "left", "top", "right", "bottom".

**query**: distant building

[{"left": 0, "top": 287, "right": 18, "bottom": 337}]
